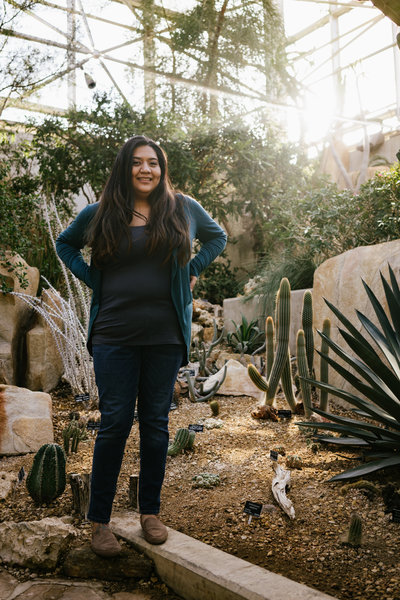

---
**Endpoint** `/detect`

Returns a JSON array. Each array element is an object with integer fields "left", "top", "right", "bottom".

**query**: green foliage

[
  {"left": 298, "top": 265, "right": 400, "bottom": 481},
  {"left": 226, "top": 315, "right": 264, "bottom": 354},
  {"left": 194, "top": 256, "right": 243, "bottom": 305},
  {"left": 26, "top": 443, "right": 66, "bottom": 505},
  {"left": 251, "top": 165, "right": 400, "bottom": 309}
]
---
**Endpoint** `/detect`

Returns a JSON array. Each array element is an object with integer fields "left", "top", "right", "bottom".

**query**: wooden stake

[
  {"left": 129, "top": 474, "right": 139, "bottom": 511},
  {"left": 69, "top": 473, "right": 91, "bottom": 519}
]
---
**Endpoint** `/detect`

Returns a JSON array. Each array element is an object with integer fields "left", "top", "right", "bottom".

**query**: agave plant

[
  {"left": 226, "top": 315, "right": 264, "bottom": 354},
  {"left": 298, "top": 265, "right": 400, "bottom": 481}
]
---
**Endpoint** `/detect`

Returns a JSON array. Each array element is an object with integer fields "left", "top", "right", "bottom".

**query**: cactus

[
  {"left": 209, "top": 399, "right": 220, "bottom": 416},
  {"left": 186, "top": 430, "right": 196, "bottom": 450},
  {"left": 185, "top": 364, "right": 227, "bottom": 403},
  {"left": 192, "top": 473, "right": 220, "bottom": 488},
  {"left": 285, "top": 455, "right": 302, "bottom": 469},
  {"left": 167, "top": 428, "right": 191, "bottom": 456},
  {"left": 280, "top": 352, "right": 297, "bottom": 412},
  {"left": 265, "top": 316, "right": 274, "bottom": 379},
  {"left": 62, "top": 419, "right": 87, "bottom": 454},
  {"left": 247, "top": 278, "right": 291, "bottom": 406},
  {"left": 296, "top": 329, "right": 312, "bottom": 418},
  {"left": 343, "top": 513, "right": 362, "bottom": 547},
  {"left": 192, "top": 319, "right": 223, "bottom": 376},
  {"left": 302, "top": 290, "right": 314, "bottom": 376},
  {"left": 319, "top": 318, "right": 331, "bottom": 411},
  {"left": 26, "top": 443, "right": 66, "bottom": 505}
]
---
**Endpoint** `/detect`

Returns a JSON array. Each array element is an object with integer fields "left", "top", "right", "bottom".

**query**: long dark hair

[{"left": 86, "top": 135, "right": 190, "bottom": 267}]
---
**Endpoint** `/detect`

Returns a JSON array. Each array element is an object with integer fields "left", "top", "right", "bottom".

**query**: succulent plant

[
  {"left": 302, "top": 290, "right": 314, "bottom": 377},
  {"left": 26, "top": 443, "right": 66, "bottom": 505},
  {"left": 192, "top": 319, "right": 223, "bottom": 376},
  {"left": 227, "top": 315, "right": 264, "bottom": 355},
  {"left": 62, "top": 419, "right": 87, "bottom": 454},
  {"left": 296, "top": 329, "right": 312, "bottom": 418},
  {"left": 342, "top": 513, "right": 362, "bottom": 547},
  {"left": 319, "top": 318, "right": 331, "bottom": 411},
  {"left": 192, "top": 473, "right": 220, "bottom": 488},
  {"left": 209, "top": 399, "right": 220, "bottom": 416},
  {"left": 167, "top": 428, "right": 191, "bottom": 456},
  {"left": 247, "top": 278, "right": 291, "bottom": 406},
  {"left": 285, "top": 455, "right": 303, "bottom": 469}
]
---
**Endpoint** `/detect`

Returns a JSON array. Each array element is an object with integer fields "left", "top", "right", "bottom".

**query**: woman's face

[{"left": 131, "top": 144, "right": 162, "bottom": 200}]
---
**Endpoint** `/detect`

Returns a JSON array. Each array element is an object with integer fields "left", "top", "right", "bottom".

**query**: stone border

[{"left": 111, "top": 512, "right": 337, "bottom": 600}]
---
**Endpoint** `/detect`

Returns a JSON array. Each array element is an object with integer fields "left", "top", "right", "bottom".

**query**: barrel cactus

[
  {"left": 26, "top": 443, "right": 66, "bottom": 505},
  {"left": 167, "top": 428, "right": 191, "bottom": 457}
]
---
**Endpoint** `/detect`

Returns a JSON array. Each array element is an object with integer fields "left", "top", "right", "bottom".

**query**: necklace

[{"left": 132, "top": 208, "right": 148, "bottom": 224}]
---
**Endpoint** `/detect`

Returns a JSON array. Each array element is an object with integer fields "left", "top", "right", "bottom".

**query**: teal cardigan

[{"left": 56, "top": 195, "right": 227, "bottom": 365}]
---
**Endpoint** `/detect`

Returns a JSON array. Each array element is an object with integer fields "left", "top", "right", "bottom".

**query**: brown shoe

[
  {"left": 140, "top": 514, "right": 168, "bottom": 545},
  {"left": 91, "top": 523, "right": 121, "bottom": 558}
]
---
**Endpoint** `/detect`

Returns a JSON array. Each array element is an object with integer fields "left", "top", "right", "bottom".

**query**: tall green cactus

[
  {"left": 248, "top": 278, "right": 291, "bottom": 406},
  {"left": 26, "top": 443, "right": 66, "bottom": 505},
  {"left": 319, "top": 318, "right": 331, "bottom": 411},
  {"left": 265, "top": 316, "right": 274, "bottom": 379},
  {"left": 296, "top": 329, "right": 312, "bottom": 418},
  {"left": 280, "top": 352, "right": 297, "bottom": 412},
  {"left": 302, "top": 290, "right": 314, "bottom": 376}
]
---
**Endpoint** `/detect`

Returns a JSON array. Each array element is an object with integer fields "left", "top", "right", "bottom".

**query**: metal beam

[
  {"left": 36, "top": 0, "right": 139, "bottom": 32},
  {"left": 286, "top": 6, "right": 352, "bottom": 44},
  {"left": 0, "top": 96, "right": 68, "bottom": 115}
]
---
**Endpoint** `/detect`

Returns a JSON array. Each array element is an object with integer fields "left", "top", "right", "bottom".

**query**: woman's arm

[
  {"left": 55, "top": 203, "right": 98, "bottom": 288},
  {"left": 187, "top": 197, "right": 227, "bottom": 278}
]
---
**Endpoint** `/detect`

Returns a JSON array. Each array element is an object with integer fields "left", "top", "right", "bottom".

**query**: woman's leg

[
  {"left": 88, "top": 344, "right": 140, "bottom": 524},
  {"left": 137, "top": 344, "right": 185, "bottom": 516}
]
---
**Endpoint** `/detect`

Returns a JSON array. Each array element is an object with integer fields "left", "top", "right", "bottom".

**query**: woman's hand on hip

[{"left": 190, "top": 276, "right": 197, "bottom": 292}]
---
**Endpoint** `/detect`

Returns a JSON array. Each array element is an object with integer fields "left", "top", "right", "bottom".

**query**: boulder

[
  {"left": 25, "top": 289, "right": 64, "bottom": 392},
  {"left": 0, "top": 385, "right": 53, "bottom": 455},
  {"left": 62, "top": 545, "right": 153, "bottom": 580},
  {"left": 0, "top": 517, "right": 77, "bottom": 569},
  {"left": 191, "top": 322, "right": 203, "bottom": 345},
  {"left": 203, "top": 359, "right": 264, "bottom": 402},
  {"left": 0, "top": 471, "right": 16, "bottom": 500},
  {"left": 313, "top": 240, "right": 400, "bottom": 405},
  {"left": 0, "top": 254, "right": 39, "bottom": 386}
]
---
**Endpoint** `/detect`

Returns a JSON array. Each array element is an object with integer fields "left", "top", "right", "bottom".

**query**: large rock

[
  {"left": 313, "top": 240, "right": 400, "bottom": 405},
  {"left": 25, "top": 289, "right": 64, "bottom": 392},
  {"left": 0, "top": 385, "right": 53, "bottom": 455},
  {"left": 0, "top": 517, "right": 77, "bottom": 569},
  {"left": 62, "top": 546, "right": 153, "bottom": 580},
  {"left": 203, "top": 359, "right": 264, "bottom": 402},
  {"left": 0, "top": 254, "right": 39, "bottom": 386},
  {"left": 0, "top": 471, "right": 16, "bottom": 500}
]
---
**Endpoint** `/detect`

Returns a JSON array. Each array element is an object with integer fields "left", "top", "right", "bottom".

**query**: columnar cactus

[
  {"left": 265, "top": 316, "right": 274, "bottom": 379},
  {"left": 63, "top": 420, "right": 87, "bottom": 454},
  {"left": 302, "top": 290, "right": 314, "bottom": 377},
  {"left": 167, "top": 428, "right": 191, "bottom": 456},
  {"left": 296, "top": 329, "right": 312, "bottom": 418},
  {"left": 26, "top": 443, "right": 66, "bottom": 505},
  {"left": 344, "top": 513, "right": 362, "bottom": 547},
  {"left": 280, "top": 352, "right": 297, "bottom": 412},
  {"left": 247, "top": 278, "right": 291, "bottom": 406},
  {"left": 319, "top": 318, "right": 331, "bottom": 411}
]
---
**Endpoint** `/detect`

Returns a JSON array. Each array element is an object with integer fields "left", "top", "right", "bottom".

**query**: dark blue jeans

[{"left": 87, "top": 344, "right": 185, "bottom": 524}]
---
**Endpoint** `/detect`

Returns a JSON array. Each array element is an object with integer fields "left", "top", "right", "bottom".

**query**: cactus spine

[
  {"left": 168, "top": 428, "right": 191, "bottom": 456},
  {"left": 319, "top": 318, "right": 331, "bottom": 411},
  {"left": 265, "top": 316, "right": 274, "bottom": 379},
  {"left": 26, "top": 443, "right": 66, "bottom": 505},
  {"left": 302, "top": 290, "right": 314, "bottom": 376},
  {"left": 247, "top": 278, "right": 291, "bottom": 406},
  {"left": 296, "top": 329, "right": 312, "bottom": 418},
  {"left": 344, "top": 513, "right": 362, "bottom": 547}
]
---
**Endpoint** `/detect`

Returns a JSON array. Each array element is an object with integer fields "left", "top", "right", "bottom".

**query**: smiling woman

[{"left": 55, "top": 134, "right": 227, "bottom": 558}]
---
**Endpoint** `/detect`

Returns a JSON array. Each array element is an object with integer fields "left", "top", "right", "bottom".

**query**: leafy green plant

[
  {"left": 298, "top": 265, "right": 400, "bottom": 481},
  {"left": 227, "top": 315, "right": 264, "bottom": 354},
  {"left": 193, "top": 256, "right": 243, "bottom": 305}
]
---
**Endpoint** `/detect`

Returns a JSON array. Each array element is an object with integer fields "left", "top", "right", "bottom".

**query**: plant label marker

[
  {"left": 18, "top": 466, "right": 25, "bottom": 483},
  {"left": 278, "top": 409, "right": 292, "bottom": 419},
  {"left": 270, "top": 450, "right": 279, "bottom": 461},
  {"left": 87, "top": 421, "right": 100, "bottom": 435},
  {"left": 243, "top": 501, "right": 263, "bottom": 525},
  {"left": 188, "top": 424, "right": 204, "bottom": 432},
  {"left": 75, "top": 393, "right": 90, "bottom": 403},
  {"left": 391, "top": 508, "right": 400, "bottom": 523}
]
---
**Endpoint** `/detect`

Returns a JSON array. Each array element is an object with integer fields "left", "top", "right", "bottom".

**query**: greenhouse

[{"left": 1, "top": 2, "right": 400, "bottom": 599}]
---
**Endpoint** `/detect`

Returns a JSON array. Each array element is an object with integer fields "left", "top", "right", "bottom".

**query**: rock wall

[{"left": 313, "top": 239, "right": 400, "bottom": 406}]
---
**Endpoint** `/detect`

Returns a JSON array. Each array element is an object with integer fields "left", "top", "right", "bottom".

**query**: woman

[{"left": 56, "top": 135, "right": 227, "bottom": 557}]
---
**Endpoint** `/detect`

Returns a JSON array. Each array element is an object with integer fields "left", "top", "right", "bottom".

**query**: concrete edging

[{"left": 111, "top": 512, "right": 337, "bottom": 600}]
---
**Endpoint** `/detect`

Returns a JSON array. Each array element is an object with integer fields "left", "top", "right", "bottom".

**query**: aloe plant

[
  {"left": 227, "top": 315, "right": 264, "bottom": 355},
  {"left": 298, "top": 265, "right": 400, "bottom": 481}
]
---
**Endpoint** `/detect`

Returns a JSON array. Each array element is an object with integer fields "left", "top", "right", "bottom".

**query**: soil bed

[{"left": 1, "top": 384, "right": 400, "bottom": 600}]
